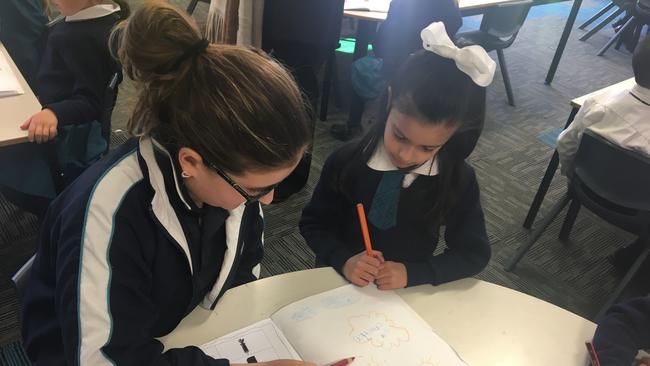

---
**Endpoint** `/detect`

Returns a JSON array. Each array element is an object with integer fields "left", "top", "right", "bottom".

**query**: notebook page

[
  {"left": 271, "top": 284, "right": 468, "bottom": 366},
  {"left": 200, "top": 318, "right": 302, "bottom": 363},
  {"left": 0, "top": 51, "right": 23, "bottom": 97},
  {"left": 344, "top": 0, "right": 391, "bottom": 12}
]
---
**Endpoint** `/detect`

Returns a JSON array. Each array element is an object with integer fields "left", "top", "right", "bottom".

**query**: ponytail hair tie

[
  {"left": 170, "top": 38, "right": 210, "bottom": 71},
  {"left": 420, "top": 22, "right": 496, "bottom": 87}
]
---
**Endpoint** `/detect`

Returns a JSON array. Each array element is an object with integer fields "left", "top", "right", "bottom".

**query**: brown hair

[{"left": 110, "top": 1, "right": 310, "bottom": 174}]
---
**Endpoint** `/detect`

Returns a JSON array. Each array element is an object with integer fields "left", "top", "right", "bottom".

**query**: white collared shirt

[
  {"left": 367, "top": 142, "right": 439, "bottom": 188},
  {"left": 557, "top": 83, "right": 650, "bottom": 176},
  {"left": 65, "top": 3, "right": 120, "bottom": 22}
]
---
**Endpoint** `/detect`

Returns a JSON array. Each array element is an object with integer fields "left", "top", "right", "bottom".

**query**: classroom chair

[
  {"left": 186, "top": 0, "right": 210, "bottom": 14},
  {"left": 598, "top": 0, "right": 650, "bottom": 56},
  {"left": 455, "top": 0, "right": 532, "bottom": 107},
  {"left": 579, "top": 0, "right": 633, "bottom": 42},
  {"left": 505, "top": 130, "right": 650, "bottom": 319}
]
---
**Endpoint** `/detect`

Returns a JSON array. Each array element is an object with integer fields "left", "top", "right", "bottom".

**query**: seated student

[
  {"left": 300, "top": 22, "right": 493, "bottom": 289},
  {"left": 557, "top": 35, "right": 650, "bottom": 176},
  {"left": 21, "top": 2, "right": 315, "bottom": 365},
  {"left": 334, "top": 0, "right": 463, "bottom": 140},
  {"left": 592, "top": 296, "right": 650, "bottom": 366},
  {"left": 0, "top": 0, "right": 129, "bottom": 217},
  {"left": 556, "top": 36, "right": 650, "bottom": 271}
]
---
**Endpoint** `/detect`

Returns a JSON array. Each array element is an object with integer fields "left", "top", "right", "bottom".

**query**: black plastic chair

[
  {"left": 598, "top": 0, "right": 650, "bottom": 56},
  {"left": 187, "top": 0, "right": 210, "bottom": 14},
  {"left": 505, "top": 130, "right": 650, "bottom": 318},
  {"left": 579, "top": 0, "right": 633, "bottom": 42},
  {"left": 456, "top": 0, "right": 533, "bottom": 106}
]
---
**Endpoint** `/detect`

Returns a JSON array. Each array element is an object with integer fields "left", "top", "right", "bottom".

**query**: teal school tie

[{"left": 367, "top": 170, "right": 406, "bottom": 230}]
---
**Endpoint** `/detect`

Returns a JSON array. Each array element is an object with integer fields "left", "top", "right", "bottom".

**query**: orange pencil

[{"left": 356, "top": 203, "right": 373, "bottom": 256}]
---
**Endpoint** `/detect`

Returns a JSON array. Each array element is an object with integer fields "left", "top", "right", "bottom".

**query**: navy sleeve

[
  {"left": 231, "top": 203, "right": 265, "bottom": 287},
  {"left": 300, "top": 153, "right": 355, "bottom": 274},
  {"left": 404, "top": 168, "right": 491, "bottom": 286},
  {"left": 593, "top": 297, "right": 650, "bottom": 366},
  {"left": 55, "top": 213, "right": 229, "bottom": 366},
  {"left": 41, "top": 34, "right": 107, "bottom": 126}
]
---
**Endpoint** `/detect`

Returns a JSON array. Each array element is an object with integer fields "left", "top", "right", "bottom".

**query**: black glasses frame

[{"left": 206, "top": 161, "right": 277, "bottom": 203}]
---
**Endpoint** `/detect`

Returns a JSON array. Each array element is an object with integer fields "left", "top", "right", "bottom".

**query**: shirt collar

[
  {"left": 65, "top": 3, "right": 120, "bottom": 22},
  {"left": 367, "top": 141, "right": 439, "bottom": 176},
  {"left": 150, "top": 138, "right": 197, "bottom": 212},
  {"left": 631, "top": 83, "right": 650, "bottom": 105}
]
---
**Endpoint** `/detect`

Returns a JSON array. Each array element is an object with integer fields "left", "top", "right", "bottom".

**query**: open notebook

[
  {"left": 344, "top": 0, "right": 391, "bottom": 12},
  {"left": 200, "top": 284, "right": 467, "bottom": 365},
  {"left": 0, "top": 51, "right": 24, "bottom": 98}
]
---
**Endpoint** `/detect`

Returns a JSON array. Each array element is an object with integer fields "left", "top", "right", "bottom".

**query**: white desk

[
  {"left": 0, "top": 43, "right": 41, "bottom": 147},
  {"left": 160, "top": 267, "right": 596, "bottom": 365}
]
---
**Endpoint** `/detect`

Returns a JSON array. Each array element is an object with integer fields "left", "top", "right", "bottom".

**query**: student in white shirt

[{"left": 557, "top": 36, "right": 650, "bottom": 177}]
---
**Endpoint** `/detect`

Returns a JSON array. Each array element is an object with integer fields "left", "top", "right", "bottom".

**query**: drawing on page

[
  {"left": 208, "top": 328, "right": 289, "bottom": 363},
  {"left": 348, "top": 312, "right": 410, "bottom": 350},
  {"left": 290, "top": 306, "right": 318, "bottom": 322},
  {"left": 419, "top": 355, "right": 439, "bottom": 366},
  {"left": 321, "top": 292, "right": 361, "bottom": 309}
]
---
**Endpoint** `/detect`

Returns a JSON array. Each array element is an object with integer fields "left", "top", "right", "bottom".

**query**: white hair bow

[{"left": 420, "top": 22, "right": 496, "bottom": 87}]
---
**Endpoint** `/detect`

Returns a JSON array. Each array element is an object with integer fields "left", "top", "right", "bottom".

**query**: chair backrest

[
  {"left": 100, "top": 69, "right": 123, "bottom": 148},
  {"left": 636, "top": 0, "right": 650, "bottom": 18},
  {"left": 572, "top": 130, "right": 650, "bottom": 231},
  {"left": 480, "top": 0, "right": 533, "bottom": 40}
]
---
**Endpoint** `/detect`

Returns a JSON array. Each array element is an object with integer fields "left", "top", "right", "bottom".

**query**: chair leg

[
  {"left": 579, "top": 2, "right": 617, "bottom": 29},
  {"left": 598, "top": 17, "right": 636, "bottom": 56},
  {"left": 579, "top": 7, "right": 626, "bottom": 41},
  {"left": 559, "top": 199, "right": 581, "bottom": 241},
  {"left": 496, "top": 49, "right": 515, "bottom": 107},
  {"left": 596, "top": 233, "right": 650, "bottom": 320},
  {"left": 523, "top": 107, "right": 579, "bottom": 229},
  {"left": 505, "top": 194, "right": 571, "bottom": 272},
  {"left": 186, "top": 0, "right": 199, "bottom": 14},
  {"left": 320, "top": 50, "right": 336, "bottom": 122}
]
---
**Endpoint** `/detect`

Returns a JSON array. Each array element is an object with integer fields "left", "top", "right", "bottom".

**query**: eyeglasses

[{"left": 205, "top": 161, "right": 278, "bottom": 204}]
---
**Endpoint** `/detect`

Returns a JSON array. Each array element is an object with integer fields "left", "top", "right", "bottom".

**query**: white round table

[{"left": 159, "top": 267, "right": 596, "bottom": 365}]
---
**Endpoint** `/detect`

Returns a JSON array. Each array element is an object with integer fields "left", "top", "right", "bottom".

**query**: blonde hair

[{"left": 110, "top": 1, "right": 310, "bottom": 173}]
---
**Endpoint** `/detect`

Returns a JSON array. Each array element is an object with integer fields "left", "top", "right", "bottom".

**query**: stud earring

[{"left": 181, "top": 171, "right": 191, "bottom": 178}]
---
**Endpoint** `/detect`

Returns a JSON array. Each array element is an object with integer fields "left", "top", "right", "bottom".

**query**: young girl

[
  {"left": 22, "top": 2, "right": 314, "bottom": 366},
  {"left": 301, "top": 22, "right": 494, "bottom": 290},
  {"left": 0, "top": 0, "right": 129, "bottom": 217}
]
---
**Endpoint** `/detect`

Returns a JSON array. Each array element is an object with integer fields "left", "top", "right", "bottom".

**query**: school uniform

[
  {"left": 300, "top": 142, "right": 491, "bottom": 286},
  {"left": 593, "top": 296, "right": 650, "bottom": 366},
  {"left": 38, "top": 3, "right": 122, "bottom": 125},
  {"left": 557, "top": 82, "right": 650, "bottom": 176},
  {"left": 22, "top": 137, "right": 264, "bottom": 366}
]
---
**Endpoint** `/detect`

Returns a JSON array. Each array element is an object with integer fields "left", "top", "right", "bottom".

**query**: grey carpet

[{"left": 0, "top": 0, "right": 645, "bottom": 362}]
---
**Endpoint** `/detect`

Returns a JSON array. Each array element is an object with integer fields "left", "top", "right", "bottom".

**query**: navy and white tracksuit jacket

[{"left": 21, "top": 137, "right": 264, "bottom": 366}]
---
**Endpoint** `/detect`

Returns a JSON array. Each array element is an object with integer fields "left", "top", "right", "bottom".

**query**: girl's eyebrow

[{"left": 394, "top": 125, "right": 443, "bottom": 149}]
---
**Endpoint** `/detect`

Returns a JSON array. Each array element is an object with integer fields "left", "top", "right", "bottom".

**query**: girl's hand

[
  {"left": 232, "top": 360, "right": 316, "bottom": 366},
  {"left": 21, "top": 108, "right": 58, "bottom": 143},
  {"left": 343, "top": 250, "right": 384, "bottom": 287},
  {"left": 375, "top": 261, "right": 407, "bottom": 290}
]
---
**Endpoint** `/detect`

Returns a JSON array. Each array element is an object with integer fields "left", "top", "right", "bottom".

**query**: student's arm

[
  {"left": 42, "top": 36, "right": 108, "bottom": 126},
  {"left": 300, "top": 153, "right": 355, "bottom": 274},
  {"left": 593, "top": 297, "right": 650, "bottom": 366},
  {"left": 55, "top": 214, "right": 229, "bottom": 366},
  {"left": 231, "top": 203, "right": 264, "bottom": 287},
  {"left": 404, "top": 168, "right": 491, "bottom": 286},
  {"left": 556, "top": 98, "right": 606, "bottom": 176}
]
